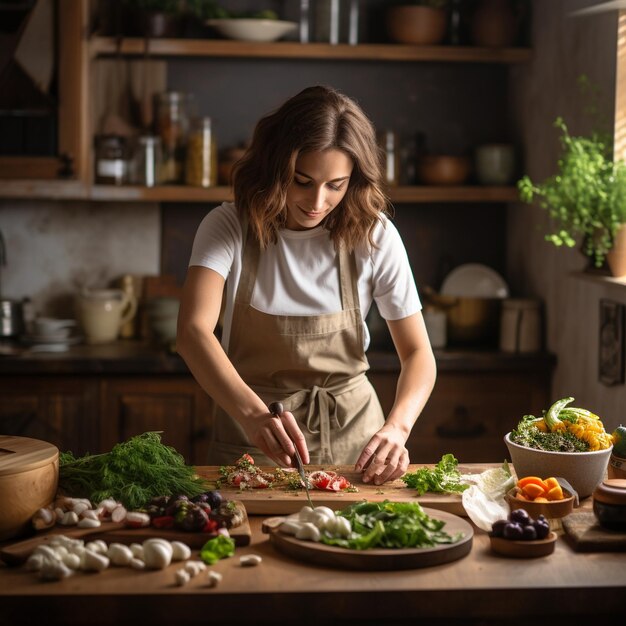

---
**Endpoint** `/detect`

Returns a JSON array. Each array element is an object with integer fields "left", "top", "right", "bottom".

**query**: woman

[{"left": 177, "top": 85, "right": 436, "bottom": 485}]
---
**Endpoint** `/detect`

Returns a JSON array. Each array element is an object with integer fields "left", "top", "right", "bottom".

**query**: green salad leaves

[
  {"left": 320, "top": 501, "right": 463, "bottom": 550},
  {"left": 400, "top": 454, "right": 469, "bottom": 496}
]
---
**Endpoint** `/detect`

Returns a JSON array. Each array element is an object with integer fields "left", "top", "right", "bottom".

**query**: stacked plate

[{"left": 23, "top": 317, "right": 81, "bottom": 352}]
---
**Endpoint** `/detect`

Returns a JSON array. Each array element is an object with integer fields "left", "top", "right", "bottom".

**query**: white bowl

[
  {"left": 505, "top": 432, "right": 612, "bottom": 498},
  {"left": 206, "top": 19, "right": 298, "bottom": 42},
  {"left": 441, "top": 263, "right": 509, "bottom": 298}
]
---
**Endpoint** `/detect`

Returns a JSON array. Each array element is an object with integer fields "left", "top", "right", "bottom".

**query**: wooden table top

[{"left": 1, "top": 466, "right": 624, "bottom": 626}]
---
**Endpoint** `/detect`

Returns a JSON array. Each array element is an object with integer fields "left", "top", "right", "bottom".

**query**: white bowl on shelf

[
  {"left": 441, "top": 263, "right": 509, "bottom": 298},
  {"left": 206, "top": 19, "right": 298, "bottom": 42}
]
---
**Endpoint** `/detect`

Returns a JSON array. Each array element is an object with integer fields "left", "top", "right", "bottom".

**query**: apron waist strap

[{"left": 255, "top": 373, "right": 368, "bottom": 462}]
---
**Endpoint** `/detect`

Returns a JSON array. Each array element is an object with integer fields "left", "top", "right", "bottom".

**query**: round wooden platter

[{"left": 264, "top": 507, "right": 473, "bottom": 571}]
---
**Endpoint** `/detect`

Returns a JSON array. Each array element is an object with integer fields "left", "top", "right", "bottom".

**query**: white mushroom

[
  {"left": 239, "top": 554, "right": 262, "bottom": 567},
  {"left": 107, "top": 543, "right": 133, "bottom": 566},
  {"left": 206, "top": 570, "right": 223, "bottom": 588},
  {"left": 279, "top": 520, "right": 304, "bottom": 536},
  {"left": 82, "top": 549, "right": 110, "bottom": 572},
  {"left": 295, "top": 522, "right": 321, "bottom": 542},
  {"left": 170, "top": 541, "right": 191, "bottom": 562},
  {"left": 39, "top": 560, "right": 73, "bottom": 581},
  {"left": 77, "top": 517, "right": 101, "bottom": 529},
  {"left": 142, "top": 538, "right": 173, "bottom": 569}
]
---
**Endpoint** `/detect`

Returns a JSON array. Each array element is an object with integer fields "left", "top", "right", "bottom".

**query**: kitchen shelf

[
  {"left": 89, "top": 37, "right": 532, "bottom": 64},
  {"left": 0, "top": 183, "right": 519, "bottom": 203},
  {"left": 572, "top": 270, "right": 626, "bottom": 289}
]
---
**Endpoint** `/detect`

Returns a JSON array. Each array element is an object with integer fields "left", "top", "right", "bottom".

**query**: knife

[{"left": 268, "top": 401, "right": 314, "bottom": 509}]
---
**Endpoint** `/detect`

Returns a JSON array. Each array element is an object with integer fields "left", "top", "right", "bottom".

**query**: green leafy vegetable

[
  {"left": 200, "top": 535, "right": 235, "bottom": 564},
  {"left": 400, "top": 454, "right": 469, "bottom": 496},
  {"left": 320, "top": 501, "right": 463, "bottom": 550},
  {"left": 58, "top": 432, "right": 210, "bottom": 509}
]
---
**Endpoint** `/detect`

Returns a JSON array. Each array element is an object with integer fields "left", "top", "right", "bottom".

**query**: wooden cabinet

[
  {"left": 99, "top": 377, "right": 213, "bottom": 465},
  {"left": 0, "top": 0, "right": 89, "bottom": 185},
  {"left": 0, "top": 377, "right": 99, "bottom": 456},
  {"left": 370, "top": 360, "right": 552, "bottom": 463},
  {"left": 0, "top": 375, "right": 213, "bottom": 465}
]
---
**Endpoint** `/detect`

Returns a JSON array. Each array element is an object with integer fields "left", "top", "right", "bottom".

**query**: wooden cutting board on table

[
  {"left": 562, "top": 512, "right": 626, "bottom": 552},
  {"left": 196, "top": 463, "right": 494, "bottom": 516},
  {"left": 0, "top": 501, "right": 251, "bottom": 566}
]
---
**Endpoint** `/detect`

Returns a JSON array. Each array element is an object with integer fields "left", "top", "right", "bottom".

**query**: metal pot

[
  {"left": 423, "top": 287, "right": 501, "bottom": 346},
  {"left": 0, "top": 298, "right": 25, "bottom": 338}
]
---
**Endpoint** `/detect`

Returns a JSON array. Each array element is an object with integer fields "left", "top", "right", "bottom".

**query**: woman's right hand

[{"left": 243, "top": 407, "right": 310, "bottom": 468}]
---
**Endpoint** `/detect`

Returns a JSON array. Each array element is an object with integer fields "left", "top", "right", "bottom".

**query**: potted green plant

[{"left": 518, "top": 117, "right": 626, "bottom": 276}]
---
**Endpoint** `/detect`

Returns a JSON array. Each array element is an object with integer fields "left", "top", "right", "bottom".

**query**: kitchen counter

[
  {"left": 0, "top": 340, "right": 556, "bottom": 375},
  {"left": 0, "top": 465, "right": 622, "bottom": 626}
]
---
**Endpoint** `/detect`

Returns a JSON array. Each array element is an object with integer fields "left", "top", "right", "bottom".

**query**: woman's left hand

[{"left": 355, "top": 424, "right": 410, "bottom": 485}]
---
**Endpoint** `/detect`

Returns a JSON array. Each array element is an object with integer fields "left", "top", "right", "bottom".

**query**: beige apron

[{"left": 207, "top": 225, "right": 385, "bottom": 466}]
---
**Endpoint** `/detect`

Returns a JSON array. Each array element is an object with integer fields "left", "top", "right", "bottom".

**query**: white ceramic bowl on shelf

[
  {"left": 505, "top": 432, "right": 612, "bottom": 498},
  {"left": 206, "top": 19, "right": 298, "bottom": 42}
]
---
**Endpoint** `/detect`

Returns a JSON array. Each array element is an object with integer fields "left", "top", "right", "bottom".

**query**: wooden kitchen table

[{"left": 1, "top": 466, "right": 624, "bottom": 626}]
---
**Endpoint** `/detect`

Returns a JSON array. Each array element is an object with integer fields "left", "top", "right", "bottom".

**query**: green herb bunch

[
  {"left": 59, "top": 432, "right": 210, "bottom": 510},
  {"left": 518, "top": 116, "right": 626, "bottom": 268},
  {"left": 400, "top": 453, "right": 469, "bottom": 496}
]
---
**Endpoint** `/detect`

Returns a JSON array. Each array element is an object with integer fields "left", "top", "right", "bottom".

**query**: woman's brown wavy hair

[{"left": 233, "top": 85, "right": 390, "bottom": 251}]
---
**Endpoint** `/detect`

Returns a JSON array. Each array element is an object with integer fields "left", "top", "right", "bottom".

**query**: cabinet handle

[{"left": 436, "top": 406, "right": 486, "bottom": 439}]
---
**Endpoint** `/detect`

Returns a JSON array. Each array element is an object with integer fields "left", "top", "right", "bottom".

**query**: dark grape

[
  {"left": 521, "top": 524, "right": 537, "bottom": 541},
  {"left": 509, "top": 509, "right": 531, "bottom": 525},
  {"left": 503, "top": 522, "right": 524, "bottom": 540},
  {"left": 533, "top": 519, "right": 550, "bottom": 539},
  {"left": 490, "top": 519, "right": 508, "bottom": 537}
]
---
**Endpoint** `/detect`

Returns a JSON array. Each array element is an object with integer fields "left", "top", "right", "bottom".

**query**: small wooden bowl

[
  {"left": 416, "top": 155, "right": 471, "bottom": 186},
  {"left": 490, "top": 531, "right": 557, "bottom": 558},
  {"left": 505, "top": 486, "right": 575, "bottom": 519}
]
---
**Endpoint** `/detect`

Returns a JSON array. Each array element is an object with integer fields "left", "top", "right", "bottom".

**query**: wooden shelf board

[
  {"left": 0, "top": 183, "right": 518, "bottom": 203},
  {"left": 90, "top": 37, "right": 532, "bottom": 64},
  {"left": 0, "top": 179, "right": 89, "bottom": 200},
  {"left": 572, "top": 271, "right": 626, "bottom": 288}
]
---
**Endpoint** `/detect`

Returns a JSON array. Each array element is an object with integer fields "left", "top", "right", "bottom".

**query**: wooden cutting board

[
  {"left": 263, "top": 507, "right": 473, "bottom": 571},
  {"left": 562, "top": 512, "right": 626, "bottom": 552},
  {"left": 0, "top": 501, "right": 250, "bottom": 566},
  {"left": 196, "top": 463, "right": 494, "bottom": 516}
]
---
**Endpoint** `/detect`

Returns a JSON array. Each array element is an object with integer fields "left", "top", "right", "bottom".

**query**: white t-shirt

[{"left": 188, "top": 202, "right": 421, "bottom": 352}]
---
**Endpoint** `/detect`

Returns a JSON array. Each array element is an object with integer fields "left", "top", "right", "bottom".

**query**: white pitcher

[{"left": 76, "top": 288, "right": 137, "bottom": 345}]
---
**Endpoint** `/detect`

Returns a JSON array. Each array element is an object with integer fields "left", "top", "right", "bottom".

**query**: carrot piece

[
  {"left": 514, "top": 493, "right": 529, "bottom": 501},
  {"left": 522, "top": 483, "right": 547, "bottom": 500},
  {"left": 546, "top": 485, "right": 564, "bottom": 501},
  {"left": 543, "top": 477, "right": 560, "bottom": 490},
  {"left": 533, "top": 496, "right": 549, "bottom": 502},
  {"left": 517, "top": 476, "right": 546, "bottom": 489}
]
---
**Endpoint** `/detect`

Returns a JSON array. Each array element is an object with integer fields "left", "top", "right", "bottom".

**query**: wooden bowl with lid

[
  {"left": 0, "top": 435, "right": 59, "bottom": 541},
  {"left": 593, "top": 478, "right": 626, "bottom": 531}
]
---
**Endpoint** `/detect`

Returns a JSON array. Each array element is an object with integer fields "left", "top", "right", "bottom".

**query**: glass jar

[
  {"left": 378, "top": 130, "right": 399, "bottom": 186},
  {"left": 154, "top": 91, "right": 192, "bottom": 183},
  {"left": 133, "top": 135, "right": 163, "bottom": 187},
  {"left": 94, "top": 134, "right": 130, "bottom": 185},
  {"left": 185, "top": 117, "right": 217, "bottom": 187}
]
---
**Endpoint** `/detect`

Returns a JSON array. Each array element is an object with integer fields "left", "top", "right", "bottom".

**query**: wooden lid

[
  {"left": 593, "top": 478, "right": 626, "bottom": 505},
  {"left": 0, "top": 435, "right": 59, "bottom": 476}
]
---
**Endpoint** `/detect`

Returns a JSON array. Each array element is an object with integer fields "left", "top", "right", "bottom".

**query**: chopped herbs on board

[
  {"left": 400, "top": 454, "right": 469, "bottom": 496},
  {"left": 58, "top": 432, "right": 210, "bottom": 510}
]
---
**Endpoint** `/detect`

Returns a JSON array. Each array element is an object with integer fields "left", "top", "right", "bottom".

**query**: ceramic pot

[
  {"left": 75, "top": 288, "right": 137, "bottom": 345},
  {"left": 471, "top": 0, "right": 518, "bottom": 48},
  {"left": 386, "top": 6, "right": 447, "bottom": 45},
  {"left": 607, "top": 224, "right": 626, "bottom": 277}
]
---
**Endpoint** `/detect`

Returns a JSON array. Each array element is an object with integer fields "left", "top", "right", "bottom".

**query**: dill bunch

[{"left": 59, "top": 432, "right": 210, "bottom": 509}]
